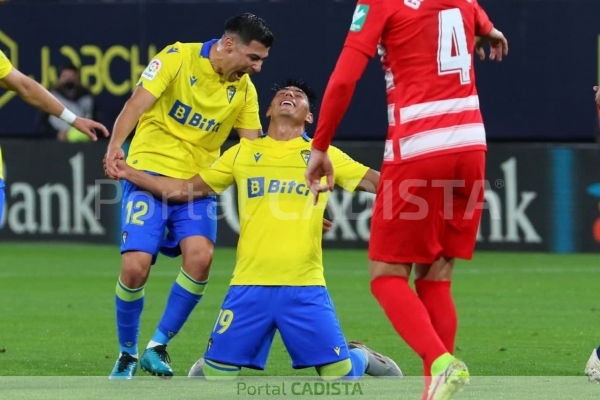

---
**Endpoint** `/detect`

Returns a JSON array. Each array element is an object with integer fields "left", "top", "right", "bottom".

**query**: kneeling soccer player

[{"left": 110, "top": 79, "right": 402, "bottom": 381}]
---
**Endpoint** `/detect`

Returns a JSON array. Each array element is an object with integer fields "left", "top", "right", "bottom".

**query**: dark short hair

[
  {"left": 58, "top": 63, "right": 78, "bottom": 75},
  {"left": 272, "top": 79, "right": 318, "bottom": 112},
  {"left": 224, "top": 13, "right": 275, "bottom": 48}
]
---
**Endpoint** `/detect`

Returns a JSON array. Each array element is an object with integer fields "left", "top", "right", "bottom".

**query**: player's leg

[
  {"left": 368, "top": 161, "right": 451, "bottom": 369},
  {"left": 274, "top": 286, "right": 358, "bottom": 379},
  {"left": 141, "top": 196, "right": 216, "bottom": 376},
  {"left": 415, "top": 259, "right": 457, "bottom": 355},
  {"left": 417, "top": 151, "right": 485, "bottom": 399},
  {"left": 414, "top": 258, "right": 456, "bottom": 400},
  {"left": 188, "top": 286, "right": 277, "bottom": 379},
  {"left": 275, "top": 286, "right": 401, "bottom": 380},
  {"left": 585, "top": 346, "right": 600, "bottom": 382},
  {"left": 110, "top": 181, "right": 166, "bottom": 379}
]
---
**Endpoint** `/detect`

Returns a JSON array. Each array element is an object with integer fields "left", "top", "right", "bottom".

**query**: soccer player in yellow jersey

[
  {"left": 110, "top": 79, "right": 403, "bottom": 381},
  {"left": 103, "top": 14, "right": 274, "bottom": 378},
  {"left": 0, "top": 50, "right": 108, "bottom": 228}
]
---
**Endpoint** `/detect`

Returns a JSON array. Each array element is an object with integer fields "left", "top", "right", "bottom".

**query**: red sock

[
  {"left": 415, "top": 279, "right": 457, "bottom": 353},
  {"left": 371, "top": 276, "right": 448, "bottom": 371}
]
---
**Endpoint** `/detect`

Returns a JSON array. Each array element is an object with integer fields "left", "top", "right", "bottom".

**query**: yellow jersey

[
  {"left": 200, "top": 134, "right": 370, "bottom": 286},
  {"left": 126, "top": 40, "right": 262, "bottom": 179},
  {"left": 0, "top": 49, "right": 13, "bottom": 180}
]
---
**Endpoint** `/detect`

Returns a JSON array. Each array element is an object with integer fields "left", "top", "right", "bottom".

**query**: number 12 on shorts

[
  {"left": 213, "top": 309, "right": 234, "bottom": 334},
  {"left": 437, "top": 8, "right": 471, "bottom": 85},
  {"left": 125, "top": 200, "right": 148, "bottom": 226}
]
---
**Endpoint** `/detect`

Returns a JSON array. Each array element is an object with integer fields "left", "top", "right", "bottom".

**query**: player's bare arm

[
  {"left": 105, "top": 86, "right": 157, "bottom": 178},
  {"left": 355, "top": 169, "right": 380, "bottom": 194},
  {"left": 236, "top": 128, "right": 262, "bottom": 140},
  {"left": 0, "top": 68, "right": 109, "bottom": 140},
  {"left": 594, "top": 86, "right": 600, "bottom": 107},
  {"left": 112, "top": 159, "right": 215, "bottom": 201}
]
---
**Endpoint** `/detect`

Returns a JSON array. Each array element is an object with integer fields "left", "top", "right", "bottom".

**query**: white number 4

[{"left": 437, "top": 8, "right": 471, "bottom": 85}]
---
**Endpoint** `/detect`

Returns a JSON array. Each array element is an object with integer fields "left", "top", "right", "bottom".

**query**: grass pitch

[{"left": 0, "top": 244, "right": 598, "bottom": 381}]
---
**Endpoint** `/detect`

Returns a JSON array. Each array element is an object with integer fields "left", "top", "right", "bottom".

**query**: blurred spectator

[{"left": 37, "top": 63, "right": 103, "bottom": 142}]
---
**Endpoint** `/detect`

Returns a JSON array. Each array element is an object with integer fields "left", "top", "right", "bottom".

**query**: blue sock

[
  {"left": 115, "top": 279, "right": 145, "bottom": 356},
  {"left": 596, "top": 345, "right": 600, "bottom": 359},
  {"left": 344, "top": 348, "right": 368, "bottom": 380},
  {"left": 151, "top": 269, "right": 207, "bottom": 345}
]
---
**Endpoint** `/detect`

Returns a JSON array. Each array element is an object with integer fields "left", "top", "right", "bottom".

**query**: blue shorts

[
  {"left": 0, "top": 179, "right": 4, "bottom": 227},
  {"left": 120, "top": 176, "right": 217, "bottom": 264},
  {"left": 204, "top": 286, "right": 350, "bottom": 370}
]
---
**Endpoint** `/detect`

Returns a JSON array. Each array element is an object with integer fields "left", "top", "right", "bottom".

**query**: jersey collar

[
  {"left": 200, "top": 39, "right": 219, "bottom": 58},
  {"left": 301, "top": 132, "right": 311, "bottom": 142}
]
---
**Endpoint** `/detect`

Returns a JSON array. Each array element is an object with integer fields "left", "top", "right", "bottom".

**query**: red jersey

[{"left": 312, "top": 0, "right": 494, "bottom": 163}]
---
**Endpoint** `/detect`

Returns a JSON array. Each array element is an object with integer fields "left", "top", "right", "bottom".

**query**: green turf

[{"left": 0, "top": 244, "right": 598, "bottom": 380}]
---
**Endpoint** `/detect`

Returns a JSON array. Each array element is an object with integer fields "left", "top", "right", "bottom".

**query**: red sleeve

[
  {"left": 312, "top": 0, "right": 389, "bottom": 151},
  {"left": 312, "top": 47, "right": 370, "bottom": 151},
  {"left": 474, "top": 0, "right": 493, "bottom": 36}
]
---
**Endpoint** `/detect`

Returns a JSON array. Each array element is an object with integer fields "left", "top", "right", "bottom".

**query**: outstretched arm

[
  {"left": 0, "top": 68, "right": 109, "bottom": 140},
  {"left": 112, "top": 160, "right": 216, "bottom": 202}
]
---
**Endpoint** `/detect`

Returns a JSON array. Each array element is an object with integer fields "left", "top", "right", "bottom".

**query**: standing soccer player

[
  {"left": 103, "top": 13, "right": 274, "bottom": 378},
  {"left": 305, "top": 1, "right": 507, "bottom": 399},
  {"left": 0, "top": 50, "right": 108, "bottom": 227}
]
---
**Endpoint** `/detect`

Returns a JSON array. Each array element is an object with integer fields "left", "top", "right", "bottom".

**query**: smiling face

[
  {"left": 266, "top": 86, "right": 314, "bottom": 125},
  {"left": 221, "top": 36, "right": 270, "bottom": 82}
]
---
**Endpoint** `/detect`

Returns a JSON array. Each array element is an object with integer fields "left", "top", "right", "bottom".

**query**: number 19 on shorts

[
  {"left": 437, "top": 8, "right": 471, "bottom": 85},
  {"left": 213, "top": 309, "right": 234, "bottom": 334}
]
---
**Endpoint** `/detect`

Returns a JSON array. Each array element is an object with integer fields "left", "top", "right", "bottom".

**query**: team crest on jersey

[
  {"left": 122, "top": 231, "right": 128, "bottom": 244},
  {"left": 300, "top": 149, "right": 311, "bottom": 165},
  {"left": 227, "top": 86, "right": 237, "bottom": 103}
]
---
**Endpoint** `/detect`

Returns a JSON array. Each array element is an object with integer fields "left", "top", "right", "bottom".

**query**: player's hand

[
  {"left": 72, "top": 117, "right": 110, "bottom": 142},
  {"left": 104, "top": 145, "right": 125, "bottom": 180},
  {"left": 114, "top": 159, "right": 130, "bottom": 180},
  {"left": 322, "top": 218, "right": 333, "bottom": 232},
  {"left": 305, "top": 147, "right": 334, "bottom": 205},
  {"left": 476, "top": 28, "right": 508, "bottom": 62},
  {"left": 594, "top": 86, "right": 600, "bottom": 108}
]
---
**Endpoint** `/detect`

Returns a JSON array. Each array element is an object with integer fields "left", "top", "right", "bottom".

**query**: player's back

[{"left": 361, "top": 0, "right": 486, "bottom": 162}]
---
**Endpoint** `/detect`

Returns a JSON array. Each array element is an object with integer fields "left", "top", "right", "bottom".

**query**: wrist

[
  {"left": 59, "top": 109, "right": 77, "bottom": 125},
  {"left": 311, "top": 144, "right": 329, "bottom": 153}
]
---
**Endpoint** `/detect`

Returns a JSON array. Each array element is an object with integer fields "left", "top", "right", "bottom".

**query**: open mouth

[{"left": 280, "top": 100, "right": 295, "bottom": 107}]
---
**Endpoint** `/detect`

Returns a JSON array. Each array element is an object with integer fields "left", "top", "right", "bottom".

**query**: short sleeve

[
  {"left": 234, "top": 80, "right": 262, "bottom": 130},
  {"left": 329, "top": 146, "right": 370, "bottom": 193},
  {"left": 198, "top": 144, "right": 240, "bottom": 194},
  {"left": 474, "top": 0, "right": 494, "bottom": 36},
  {"left": 136, "top": 43, "right": 183, "bottom": 99},
  {"left": 0, "top": 50, "right": 13, "bottom": 79}
]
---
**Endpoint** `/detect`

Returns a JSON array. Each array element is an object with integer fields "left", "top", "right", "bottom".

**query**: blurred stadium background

[{"left": 0, "top": 0, "right": 600, "bottom": 384}]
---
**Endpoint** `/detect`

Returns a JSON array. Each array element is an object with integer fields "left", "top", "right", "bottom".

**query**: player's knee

[
  {"left": 120, "top": 252, "right": 152, "bottom": 288},
  {"left": 316, "top": 359, "right": 352, "bottom": 381},
  {"left": 414, "top": 257, "right": 454, "bottom": 280},
  {"left": 182, "top": 246, "right": 213, "bottom": 281},
  {"left": 369, "top": 260, "right": 411, "bottom": 281},
  {"left": 203, "top": 358, "right": 241, "bottom": 380}
]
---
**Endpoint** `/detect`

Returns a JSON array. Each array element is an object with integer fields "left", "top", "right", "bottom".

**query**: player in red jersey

[{"left": 305, "top": 1, "right": 507, "bottom": 399}]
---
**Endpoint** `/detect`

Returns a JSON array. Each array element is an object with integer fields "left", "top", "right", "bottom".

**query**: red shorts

[{"left": 369, "top": 150, "right": 486, "bottom": 264}]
